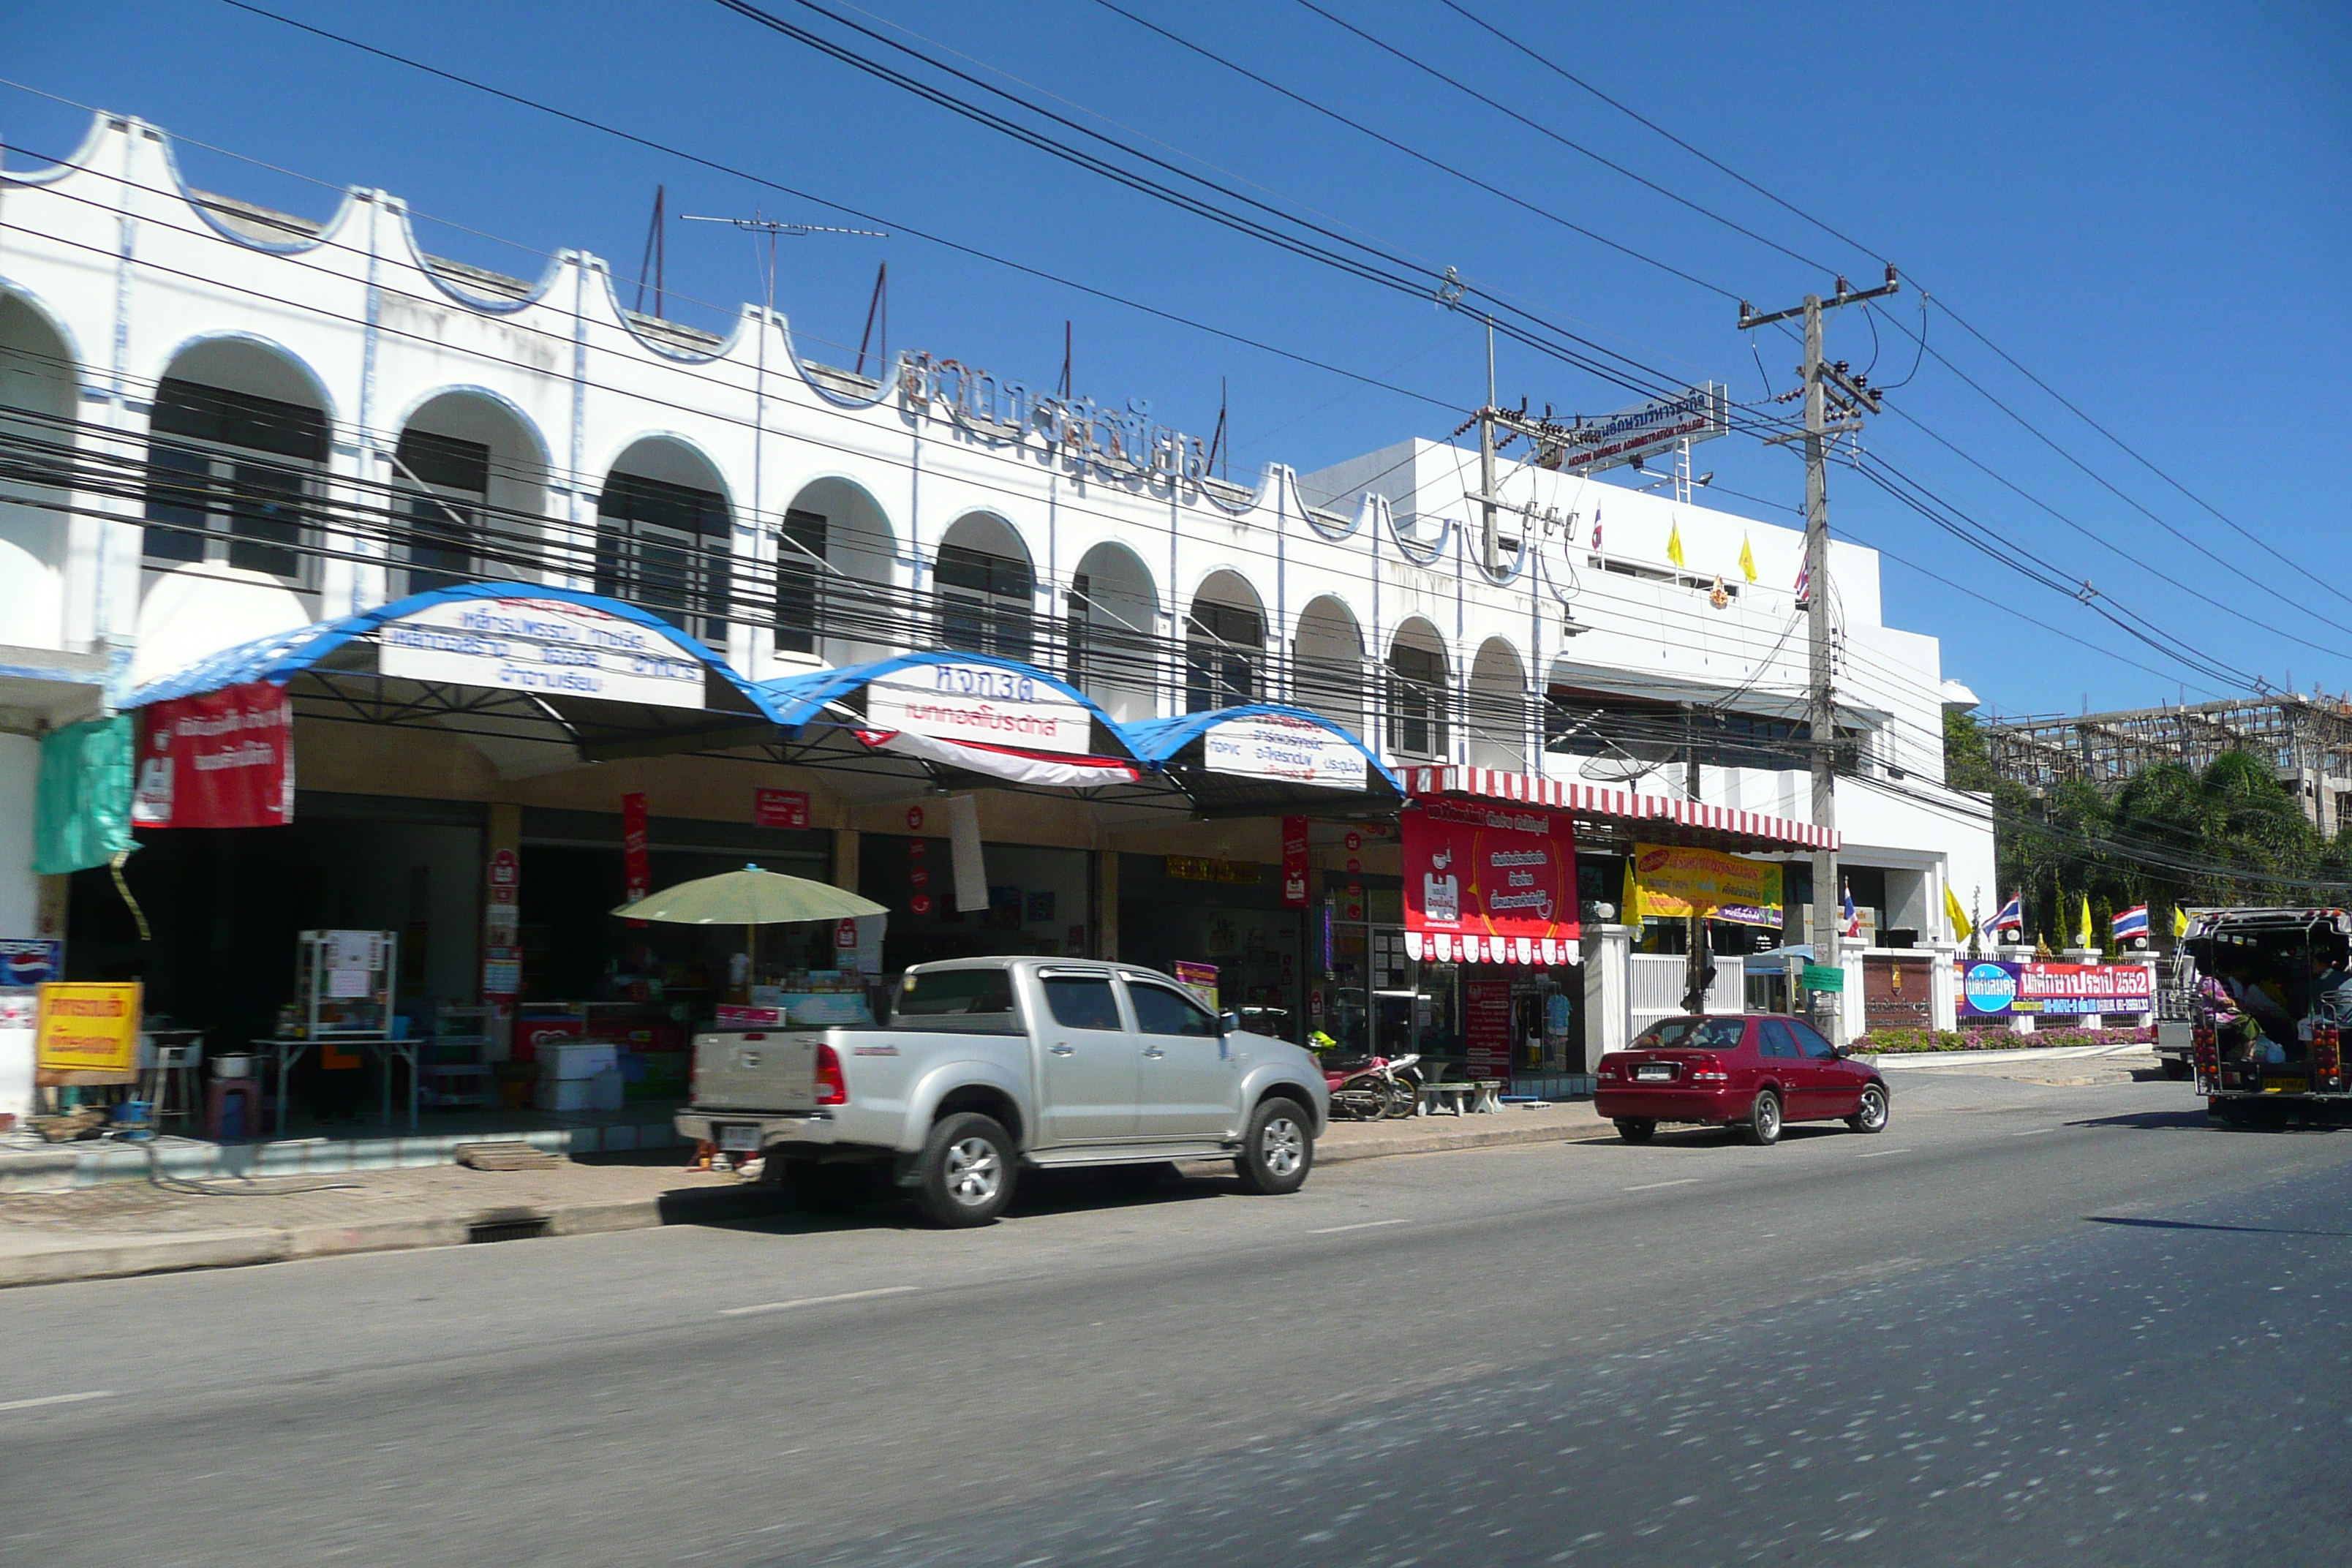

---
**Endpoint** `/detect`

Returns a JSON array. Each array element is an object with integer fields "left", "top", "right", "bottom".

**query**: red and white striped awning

[{"left": 1400, "top": 766, "right": 1839, "bottom": 851}]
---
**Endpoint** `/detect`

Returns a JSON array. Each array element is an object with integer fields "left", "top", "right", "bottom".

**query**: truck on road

[
  {"left": 675, "top": 956, "right": 1330, "bottom": 1226},
  {"left": 2179, "top": 907, "right": 2352, "bottom": 1124}
]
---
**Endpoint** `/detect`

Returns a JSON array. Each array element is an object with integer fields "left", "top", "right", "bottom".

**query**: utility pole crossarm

[{"left": 1738, "top": 265, "right": 1900, "bottom": 331}]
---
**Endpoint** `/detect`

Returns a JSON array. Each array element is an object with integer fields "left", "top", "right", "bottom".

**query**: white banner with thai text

[
  {"left": 867, "top": 662, "right": 1093, "bottom": 756},
  {"left": 1202, "top": 712, "right": 1367, "bottom": 789},
  {"left": 377, "top": 598, "right": 706, "bottom": 709}
]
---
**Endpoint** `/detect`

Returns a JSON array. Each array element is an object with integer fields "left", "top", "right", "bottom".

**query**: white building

[{"left": 0, "top": 112, "right": 1991, "bottom": 1089}]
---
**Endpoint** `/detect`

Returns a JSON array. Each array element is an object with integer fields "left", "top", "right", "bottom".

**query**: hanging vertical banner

[
  {"left": 947, "top": 794, "right": 988, "bottom": 913},
  {"left": 131, "top": 681, "right": 294, "bottom": 829},
  {"left": 1403, "top": 799, "right": 1580, "bottom": 965},
  {"left": 620, "top": 792, "right": 651, "bottom": 907},
  {"left": 1280, "top": 815, "right": 1311, "bottom": 910}
]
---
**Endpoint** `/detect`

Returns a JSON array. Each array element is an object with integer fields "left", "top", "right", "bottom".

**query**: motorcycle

[{"left": 1322, "top": 1051, "right": 1423, "bottom": 1121}]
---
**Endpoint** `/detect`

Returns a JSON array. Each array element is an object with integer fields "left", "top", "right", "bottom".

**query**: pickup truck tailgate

[{"left": 691, "top": 1030, "right": 819, "bottom": 1111}]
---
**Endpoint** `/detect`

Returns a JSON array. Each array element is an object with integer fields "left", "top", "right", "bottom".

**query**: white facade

[{"left": 0, "top": 112, "right": 1991, "bottom": 965}]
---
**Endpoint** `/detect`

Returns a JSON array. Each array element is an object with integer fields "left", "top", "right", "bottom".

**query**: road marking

[
  {"left": 0, "top": 1391, "right": 115, "bottom": 1414},
  {"left": 719, "top": 1286, "right": 919, "bottom": 1318},
  {"left": 2011, "top": 1128, "right": 2057, "bottom": 1137},
  {"left": 1309, "top": 1218, "right": 1412, "bottom": 1235},
  {"left": 1622, "top": 1178, "right": 1703, "bottom": 1192},
  {"left": 1854, "top": 1148, "right": 1915, "bottom": 1158}
]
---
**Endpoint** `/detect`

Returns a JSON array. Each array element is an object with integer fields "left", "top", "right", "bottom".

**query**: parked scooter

[{"left": 1323, "top": 1051, "right": 1423, "bottom": 1120}]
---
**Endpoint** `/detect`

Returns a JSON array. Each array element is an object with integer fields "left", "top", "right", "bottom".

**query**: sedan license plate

[
  {"left": 716, "top": 1123, "right": 761, "bottom": 1151},
  {"left": 1634, "top": 1064, "right": 1674, "bottom": 1082}
]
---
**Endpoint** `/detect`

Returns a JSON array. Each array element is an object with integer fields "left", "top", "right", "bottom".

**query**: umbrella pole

[{"left": 746, "top": 922, "right": 758, "bottom": 993}]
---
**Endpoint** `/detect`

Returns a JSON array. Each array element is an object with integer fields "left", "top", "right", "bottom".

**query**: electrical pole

[
  {"left": 1681, "top": 704, "right": 1710, "bottom": 1014},
  {"left": 1479, "top": 316, "right": 1499, "bottom": 575},
  {"left": 1738, "top": 266, "right": 1899, "bottom": 1043}
]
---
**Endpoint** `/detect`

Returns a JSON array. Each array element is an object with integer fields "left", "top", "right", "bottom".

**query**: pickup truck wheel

[
  {"left": 1235, "top": 1098, "right": 1313, "bottom": 1195},
  {"left": 913, "top": 1113, "right": 1016, "bottom": 1228}
]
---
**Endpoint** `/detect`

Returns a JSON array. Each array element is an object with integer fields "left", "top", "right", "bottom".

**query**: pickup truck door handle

[
  {"left": 1049, "top": 1043, "right": 1075, "bottom": 1056},
  {"left": 1141, "top": 1047, "right": 1166, "bottom": 1059}
]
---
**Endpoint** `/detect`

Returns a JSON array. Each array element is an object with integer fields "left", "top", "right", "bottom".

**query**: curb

[{"left": 0, "top": 1121, "right": 1599, "bottom": 1289}]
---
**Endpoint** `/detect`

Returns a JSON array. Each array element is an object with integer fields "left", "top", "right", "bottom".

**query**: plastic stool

[{"left": 206, "top": 1079, "right": 268, "bottom": 1142}]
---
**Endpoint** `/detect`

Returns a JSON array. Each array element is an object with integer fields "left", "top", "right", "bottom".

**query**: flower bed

[{"left": 1855, "top": 1025, "right": 2157, "bottom": 1054}]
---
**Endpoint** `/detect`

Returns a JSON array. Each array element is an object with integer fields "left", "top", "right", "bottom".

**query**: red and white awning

[
  {"left": 855, "top": 728, "right": 1141, "bottom": 789},
  {"left": 1403, "top": 932, "right": 1580, "bottom": 967},
  {"left": 1401, "top": 765, "right": 1839, "bottom": 851}
]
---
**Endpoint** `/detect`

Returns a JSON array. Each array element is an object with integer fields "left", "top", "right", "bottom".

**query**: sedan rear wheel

[
  {"left": 1744, "top": 1089, "right": 1783, "bottom": 1147},
  {"left": 1846, "top": 1082, "right": 1891, "bottom": 1134},
  {"left": 1614, "top": 1118, "right": 1656, "bottom": 1144}
]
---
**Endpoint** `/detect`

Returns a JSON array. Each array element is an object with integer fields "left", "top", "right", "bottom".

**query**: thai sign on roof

[
  {"left": 377, "top": 596, "right": 707, "bottom": 709},
  {"left": 1202, "top": 712, "right": 1367, "bottom": 789},
  {"left": 865, "top": 660, "right": 1095, "bottom": 756},
  {"left": 1547, "top": 383, "right": 1729, "bottom": 475}
]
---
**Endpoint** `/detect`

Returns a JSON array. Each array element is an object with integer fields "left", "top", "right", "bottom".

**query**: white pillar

[
  {"left": 0, "top": 734, "right": 41, "bottom": 1122},
  {"left": 1999, "top": 942, "right": 2038, "bottom": 1033},
  {"left": 1583, "top": 923, "right": 1632, "bottom": 1071},
  {"left": 1929, "top": 941, "right": 1959, "bottom": 1030},
  {"left": 1839, "top": 935, "right": 1869, "bottom": 1041}
]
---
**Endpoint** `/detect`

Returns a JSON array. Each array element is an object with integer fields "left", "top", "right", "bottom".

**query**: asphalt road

[{"left": 2, "top": 1071, "right": 2347, "bottom": 1567}]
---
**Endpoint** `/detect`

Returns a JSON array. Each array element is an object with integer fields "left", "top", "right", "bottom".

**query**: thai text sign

[
  {"left": 867, "top": 662, "right": 1092, "bottom": 756},
  {"left": 1863, "top": 955, "right": 1933, "bottom": 1031},
  {"left": 1553, "top": 384, "right": 1729, "bottom": 475},
  {"left": 1281, "top": 815, "right": 1311, "bottom": 910},
  {"left": 1631, "top": 843, "right": 1782, "bottom": 928},
  {"left": 132, "top": 680, "right": 294, "bottom": 829},
  {"left": 1404, "top": 799, "right": 1579, "bottom": 965},
  {"left": 379, "top": 597, "right": 706, "bottom": 709},
  {"left": 35, "top": 981, "right": 141, "bottom": 1074},
  {"left": 1465, "top": 978, "right": 1513, "bottom": 1078},
  {"left": 1202, "top": 714, "right": 1366, "bottom": 789},
  {"left": 1959, "top": 960, "right": 2154, "bottom": 1018}
]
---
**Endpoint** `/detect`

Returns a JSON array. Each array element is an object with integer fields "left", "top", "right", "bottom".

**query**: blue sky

[{"left": 7, "top": 0, "right": 2346, "bottom": 721}]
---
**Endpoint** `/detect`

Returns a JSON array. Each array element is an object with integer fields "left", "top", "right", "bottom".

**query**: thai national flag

[
  {"left": 2111, "top": 904, "right": 2149, "bottom": 941},
  {"left": 1989, "top": 893, "right": 2024, "bottom": 932},
  {"left": 1794, "top": 559, "right": 1811, "bottom": 603},
  {"left": 1842, "top": 881, "right": 1860, "bottom": 938}
]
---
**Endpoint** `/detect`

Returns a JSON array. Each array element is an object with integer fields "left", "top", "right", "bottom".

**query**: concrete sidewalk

[{"left": 0, "top": 1104, "right": 1609, "bottom": 1289}]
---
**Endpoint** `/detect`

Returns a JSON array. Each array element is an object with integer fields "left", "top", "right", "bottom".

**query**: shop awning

[
  {"left": 755, "top": 652, "right": 1151, "bottom": 794},
  {"left": 124, "top": 583, "right": 780, "bottom": 763},
  {"left": 1401, "top": 765, "right": 1839, "bottom": 853},
  {"left": 1123, "top": 704, "right": 1401, "bottom": 817}
]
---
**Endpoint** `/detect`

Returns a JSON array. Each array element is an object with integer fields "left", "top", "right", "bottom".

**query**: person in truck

[
  {"left": 2307, "top": 937, "right": 2352, "bottom": 1037},
  {"left": 2197, "top": 952, "right": 2263, "bottom": 1064}
]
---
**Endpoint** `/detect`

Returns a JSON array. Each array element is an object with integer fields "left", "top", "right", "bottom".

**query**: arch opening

[
  {"left": 1066, "top": 541, "right": 1158, "bottom": 724},
  {"left": 1185, "top": 568, "right": 1266, "bottom": 714},
  {"left": 597, "top": 437, "right": 732, "bottom": 647},
  {"left": 774, "top": 475, "right": 897, "bottom": 668},
  {"left": 1386, "top": 617, "right": 1452, "bottom": 761},
  {"left": 143, "top": 337, "right": 331, "bottom": 589},
  {"left": 935, "top": 512, "right": 1034, "bottom": 663},
  {"left": 389, "top": 391, "right": 548, "bottom": 599},
  {"left": 0, "top": 292, "right": 75, "bottom": 648},
  {"left": 1466, "top": 637, "right": 1529, "bottom": 771},
  {"left": 1291, "top": 594, "right": 1365, "bottom": 739}
]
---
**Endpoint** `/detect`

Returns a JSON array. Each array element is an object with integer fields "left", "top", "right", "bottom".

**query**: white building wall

[{"left": 0, "top": 111, "right": 1989, "bottom": 941}]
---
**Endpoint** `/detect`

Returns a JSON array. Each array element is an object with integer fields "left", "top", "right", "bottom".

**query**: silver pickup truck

[{"left": 675, "top": 956, "right": 1330, "bottom": 1226}]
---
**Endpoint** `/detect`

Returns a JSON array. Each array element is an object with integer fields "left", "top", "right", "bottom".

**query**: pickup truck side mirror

[{"left": 1220, "top": 1011, "right": 1242, "bottom": 1036}]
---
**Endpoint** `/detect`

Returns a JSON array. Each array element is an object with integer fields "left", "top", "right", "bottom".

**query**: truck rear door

[
  {"left": 1035, "top": 972, "right": 1139, "bottom": 1145},
  {"left": 690, "top": 1030, "right": 818, "bottom": 1112}
]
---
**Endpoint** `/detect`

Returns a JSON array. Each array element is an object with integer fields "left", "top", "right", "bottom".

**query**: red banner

[
  {"left": 131, "top": 681, "right": 294, "bottom": 829},
  {"left": 621, "top": 792, "right": 650, "bottom": 908},
  {"left": 1464, "top": 979, "right": 1514, "bottom": 1079},
  {"left": 1281, "top": 815, "right": 1311, "bottom": 909},
  {"left": 755, "top": 787, "right": 810, "bottom": 829},
  {"left": 1403, "top": 798, "right": 1579, "bottom": 965}
]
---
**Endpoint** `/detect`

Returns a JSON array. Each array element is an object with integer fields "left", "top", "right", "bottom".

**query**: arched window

[
  {"left": 935, "top": 514, "right": 1033, "bottom": 661},
  {"left": 1386, "top": 620, "right": 1451, "bottom": 760},
  {"left": 1186, "top": 570, "right": 1265, "bottom": 713},
  {"left": 597, "top": 440, "right": 731, "bottom": 645},
  {"left": 389, "top": 392, "right": 548, "bottom": 600},
  {"left": 142, "top": 342, "right": 329, "bottom": 586}
]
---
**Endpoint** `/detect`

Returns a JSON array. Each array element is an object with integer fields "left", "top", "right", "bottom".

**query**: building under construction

[{"left": 1985, "top": 696, "right": 2352, "bottom": 832}]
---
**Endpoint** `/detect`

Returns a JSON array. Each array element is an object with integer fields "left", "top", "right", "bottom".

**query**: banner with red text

[
  {"left": 131, "top": 681, "right": 293, "bottom": 829},
  {"left": 1403, "top": 798, "right": 1580, "bottom": 965}
]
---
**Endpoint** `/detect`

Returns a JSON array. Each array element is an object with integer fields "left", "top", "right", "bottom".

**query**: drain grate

[{"left": 466, "top": 1213, "right": 551, "bottom": 1244}]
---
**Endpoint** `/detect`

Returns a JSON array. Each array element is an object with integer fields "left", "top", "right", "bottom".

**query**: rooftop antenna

[
  {"left": 1207, "top": 377, "right": 1229, "bottom": 481},
  {"left": 1058, "top": 320, "right": 1074, "bottom": 399},
  {"left": 680, "top": 211, "right": 889, "bottom": 320},
  {"left": 633, "top": 184, "right": 666, "bottom": 318},
  {"left": 855, "top": 260, "right": 889, "bottom": 380}
]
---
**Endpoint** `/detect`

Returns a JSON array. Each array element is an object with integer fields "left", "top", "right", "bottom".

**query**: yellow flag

[
  {"left": 2077, "top": 894, "right": 2094, "bottom": 949},
  {"left": 1738, "top": 533, "right": 1757, "bottom": 583},
  {"left": 1665, "top": 519, "right": 1686, "bottom": 568},
  {"left": 2173, "top": 905, "right": 2190, "bottom": 939},
  {"left": 1944, "top": 886, "right": 1972, "bottom": 942}
]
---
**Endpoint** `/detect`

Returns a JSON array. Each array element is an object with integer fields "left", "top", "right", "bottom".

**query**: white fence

[{"left": 1628, "top": 952, "right": 1744, "bottom": 1037}]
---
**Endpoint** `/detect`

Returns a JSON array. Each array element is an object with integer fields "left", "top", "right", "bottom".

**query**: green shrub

[{"left": 1854, "top": 1025, "right": 2156, "bottom": 1053}]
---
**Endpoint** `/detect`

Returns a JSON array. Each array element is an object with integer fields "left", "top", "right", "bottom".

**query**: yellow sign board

[
  {"left": 34, "top": 981, "right": 143, "bottom": 1075},
  {"left": 1632, "top": 843, "right": 1783, "bottom": 928}
]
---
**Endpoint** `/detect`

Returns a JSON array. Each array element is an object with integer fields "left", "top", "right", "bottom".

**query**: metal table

[{"left": 249, "top": 1035, "right": 421, "bottom": 1132}]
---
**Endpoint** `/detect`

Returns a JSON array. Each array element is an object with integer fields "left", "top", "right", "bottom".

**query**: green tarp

[{"left": 33, "top": 714, "right": 134, "bottom": 874}]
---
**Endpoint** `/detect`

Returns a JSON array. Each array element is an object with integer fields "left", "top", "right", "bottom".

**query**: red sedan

[{"left": 1593, "top": 1014, "right": 1891, "bottom": 1145}]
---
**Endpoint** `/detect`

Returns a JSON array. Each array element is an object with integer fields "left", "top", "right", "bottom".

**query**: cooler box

[{"left": 541, "top": 1041, "right": 619, "bottom": 1081}]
